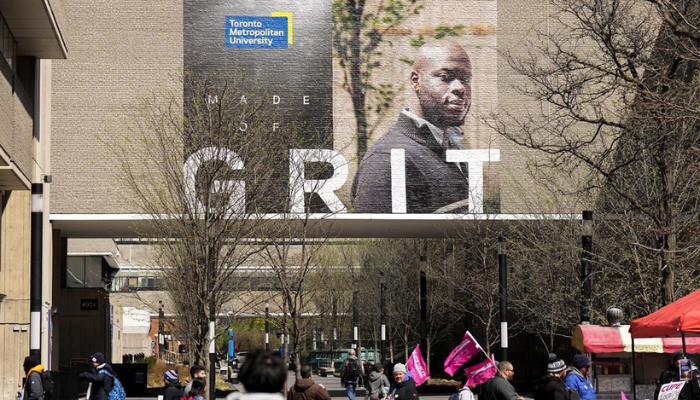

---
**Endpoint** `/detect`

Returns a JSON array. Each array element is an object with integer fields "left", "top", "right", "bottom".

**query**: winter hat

[
  {"left": 573, "top": 354, "right": 592, "bottom": 369},
  {"left": 547, "top": 353, "right": 566, "bottom": 373},
  {"left": 673, "top": 350, "right": 685, "bottom": 362},
  {"left": 393, "top": 363, "right": 407, "bottom": 375},
  {"left": 164, "top": 369, "right": 179, "bottom": 384},
  {"left": 90, "top": 352, "right": 106, "bottom": 365}
]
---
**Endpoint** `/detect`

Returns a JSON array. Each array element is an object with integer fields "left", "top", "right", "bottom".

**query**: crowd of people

[{"left": 17, "top": 347, "right": 700, "bottom": 400}]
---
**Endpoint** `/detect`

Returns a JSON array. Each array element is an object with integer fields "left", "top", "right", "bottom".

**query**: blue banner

[{"left": 226, "top": 16, "right": 288, "bottom": 49}]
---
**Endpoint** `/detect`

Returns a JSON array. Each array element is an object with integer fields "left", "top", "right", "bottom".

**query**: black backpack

[
  {"left": 41, "top": 371, "right": 55, "bottom": 400},
  {"left": 345, "top": 360, "right": 360, "bottom": 382}
]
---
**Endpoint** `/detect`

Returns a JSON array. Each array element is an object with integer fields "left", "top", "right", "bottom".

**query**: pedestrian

[
  {"left": 565, "top": 355, "right": 596, "bottom": 400},
  {"left": 22, "top": 356, "right": 45, "bottom": 400},
  {"left": 390, "top": 363, "right": 419, "bottom": 400},
  {"left": 534, "top": 354, "right": 570, "bottom": 400},
  {"left": 653, "top": 350, "right": 700, "bottom": 400},
  {"left": 481, "top": 361, "right": 525, "bottom": 400},
  {"left": 163, "top": 369, "right": 183, "bottom": 400},
  {"left": 288, "top": 365, "right": 331, "bottom": 400},
  {"left": 186, "top": 378, "right": 206, "bottom": 400},
  {"left": 226, "top": 349, "right": 287, "bottom": 400},
  {"left": 367, "top": 363, "right": 390, "bottom": 400},
  {"left": 449, "top": 375, "right": 475, "bottom": 400},
  {"left": 341, "top": 349, "right": 365, "bottom": 400},
  {"left": 78, "top": 352, "right": 116, "bottom": 400},
  {"left": 184, "top": 364, "right": 206, "bottom": 396}
]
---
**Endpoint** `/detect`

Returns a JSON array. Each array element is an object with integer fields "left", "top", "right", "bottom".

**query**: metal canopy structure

[{"left": 50, "top": 212, "right": 581, "bottom": 239}]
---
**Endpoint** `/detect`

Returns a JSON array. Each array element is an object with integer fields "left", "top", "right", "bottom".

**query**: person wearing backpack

[
  {"left": 79, "top": 352, "right": 126, "bottom": 400},
  {"left": 22, "top": 356, "right": 45, "bottom": 400},
  {"left": 341, "top": 349, "right": 365, "bottom": 400},
  {"left": 367, "top": 363, "right": 390, "bottom": 400}
]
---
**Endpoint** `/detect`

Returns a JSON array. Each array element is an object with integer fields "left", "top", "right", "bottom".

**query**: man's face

[
  {"left": 580, "top": 365, "right": 590, "bottom": 377},
  {"left": 195, "top": 370, "right": 206, "bottom": 379},
  {"left": 411, "top": 44, "right": 472, "bottom": 128},
  {"left": 394, "top": 371, "right": 406, "bottom": 382},
  {"left": 502, "top": 366, "right": 515, "bottom": 381}
]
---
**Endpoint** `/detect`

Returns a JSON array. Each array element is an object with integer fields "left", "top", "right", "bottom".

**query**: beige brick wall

[{"left": 51, "top": 0, "right": 183, "bottom": 213}]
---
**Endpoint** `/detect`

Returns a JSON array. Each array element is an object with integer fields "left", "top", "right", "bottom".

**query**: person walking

[
  {"left": 184, "top": 365, "right": 206, "bottom": 396},
  {"left": 186, "top": 378, "right": 206, "bottom": 400},
  {"left": 163, "top": 369, "right": 183, "bottom": 400},
  {"left": 481, "top": 361, "right": 525, "bottom": 400},
  {"left": 449, "top": 375, "right": 475, "bottom": 400},
  {"left": 288, "top": 365, "right": 331, "bottom": 400},
  {"left": 390, "top": 363, "right": 419, "bottom": 400},
  {"left": 22, "top": 356, "right": 45, "bottom": 400},
  {"left": 367, "top": 363, "right": 390, "bottom": 400},
  {"left": 565, "top": 355, "right": 596, "bottom": 400},
  {"left": 226, "top": 349, "right": 287, "bottom": 400},
  {"left": 78, "top": 352, "right": 117, "bottom": 400},
  {"left": 534, "top": 354, "right": 570, "bottom": 400},
  {"left": 341, "top": 349, "right": 365, "bottom": 400}
]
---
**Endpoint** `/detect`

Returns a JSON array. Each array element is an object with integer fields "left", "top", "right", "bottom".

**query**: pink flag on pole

[
  {"left": 464, "top": 354, "right": 497, "bottom": 386},
  {"left": 621, "top": 391, "right": 629, "bottom": 400},
  {"left": 406, "top": 345, "right": 430, "bottom": 386},
  {"left": 444, "top": 331, "right": 482, "bottom": 376}
]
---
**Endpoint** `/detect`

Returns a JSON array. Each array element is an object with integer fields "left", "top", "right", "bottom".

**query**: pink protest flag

[
  {"left": 464, "top": 354, "right": 497, "bottom": 386},
  {"left": 621, "top": 392, "right": 629, "bottom": 400},
  {"left": 406, "top": 345, "right": 430, "bottom": 386},
  {"left": 444, "top": 331, "right": 482, "bottom": 376}
]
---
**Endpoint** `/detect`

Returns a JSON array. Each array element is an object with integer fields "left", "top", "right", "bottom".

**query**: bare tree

[
  {"left": 489, "top": 0, "right": 700, "bottom": 309},
  {"left": 117, "top": 73, "right": 290, "bottom": 373}
]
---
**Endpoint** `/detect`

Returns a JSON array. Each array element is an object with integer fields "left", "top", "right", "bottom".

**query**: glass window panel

[
  {"left": 84, "top": 257, "right": 103, "bottom": 287},
  {"left": 66, "top": 257, "right": 86, "bottom": 288}
]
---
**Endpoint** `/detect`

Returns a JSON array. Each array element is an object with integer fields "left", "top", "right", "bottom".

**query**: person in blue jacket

[{"left": 565, "top": 355, "right": 596, "bottom": 400}]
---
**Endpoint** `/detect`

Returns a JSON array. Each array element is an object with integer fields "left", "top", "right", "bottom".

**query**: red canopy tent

[
  {"left": 630, "top": 288, "right": 700, "bottom": 338},
  {"left": 628, "top": 288, "right": 700, "bottom": 399}
]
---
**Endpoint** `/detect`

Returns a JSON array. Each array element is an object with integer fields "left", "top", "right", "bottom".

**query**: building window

[
  {"left": 0, "top": 12, "right": 16, "bottom": 70},
  {"left": 67, "top": 256, "right": 107, "bottom": 288}
]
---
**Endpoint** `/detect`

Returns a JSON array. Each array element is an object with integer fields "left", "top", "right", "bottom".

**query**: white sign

[{"left": 658, "top": 381, "right": 686, "bottom": 400}]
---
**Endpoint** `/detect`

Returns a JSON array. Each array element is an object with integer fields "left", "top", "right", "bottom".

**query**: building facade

[{"left": 0, "top": 0, "right": 67, "bottom": 397}]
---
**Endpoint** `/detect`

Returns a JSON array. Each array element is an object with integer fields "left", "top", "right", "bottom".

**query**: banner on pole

[
  {"left": 407, "top": 345, "right": 430, "bottom": 386},
  {"left": 464, "top": 354, "right": 497, "bottom": 386},
  {"left": 444, "top": 331, "right": 482, "bottom": 376}
]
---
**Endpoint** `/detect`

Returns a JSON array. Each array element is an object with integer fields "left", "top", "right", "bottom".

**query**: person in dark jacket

[
  {"left": 163, "top": 369, "right": 183, "bottom": 400},
  {"left": 654, "top": 350, "right": 700, "bottom": 400},
  {"left": 368, "top": 363, "right": 391, "bottom": 400},
  {"left": 288, "top": 365, "right": 331, "bottom": 400},
  {"left": 78, "top": 352, "right": 115, "bottom": 400},
  {"left": 341, "top": 349, "right": 366, "bottom": 400},
  {"left": 390, "top": 363, "right": 419, "bottom": 400},
  {"left": 535, "top": 354, "right": 571, "bottom": 400},
  {"left": 481, "top": 361, "right": 524, "bottom": 400},
  {"left": 22, "top": 356, "right": 45, "bottom": 400}
]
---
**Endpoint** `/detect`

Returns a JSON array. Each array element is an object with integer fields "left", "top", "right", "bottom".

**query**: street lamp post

[
  {"left": 158, "top": 301, "right": 164, "bottom": 360},
  {"left": 265, "top": 302, "right": 270, "bottom": 351},
  {"left": 581, "top": 211, "right": 593, "bottom": 324},
  {"left": 498, "top": 236, "right": 508, "bottom": 361}
]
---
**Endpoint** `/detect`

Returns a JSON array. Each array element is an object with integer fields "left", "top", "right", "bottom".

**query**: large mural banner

[{"left": 184, "top": 0, "right": 500, "bottom": 215}]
